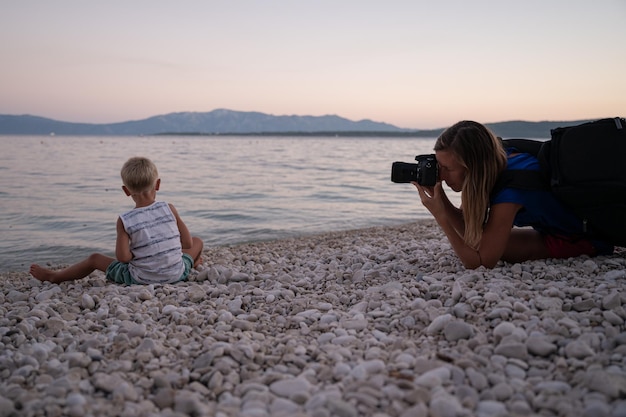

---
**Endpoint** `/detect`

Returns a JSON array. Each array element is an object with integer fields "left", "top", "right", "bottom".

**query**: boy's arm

[
  {"left": 169, "top": 204, "right": 193, "bottom": 249},
  {"left": 115, "top": 217, "right": 133, "bottom": 262}
]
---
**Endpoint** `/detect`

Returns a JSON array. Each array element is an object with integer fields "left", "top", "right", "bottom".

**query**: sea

[{"left": 0, "top": 135, "right": 459, "bottom": 273}]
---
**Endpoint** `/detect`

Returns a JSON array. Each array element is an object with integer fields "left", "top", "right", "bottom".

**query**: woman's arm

[
  {"left": 472, "top": 203, "right": 521, "bottom": 268},
  {"left": 416, "top": 183, "right": 520, "bottom": 268},
  {"left": 438, "top": 185, "right": 465, "bottom": 236},
  {"left": 169, "top": 204, "right": 193, "bottom": 249},
  {"left": 434, "top": 202, "right": 520, "bottom": 268}
]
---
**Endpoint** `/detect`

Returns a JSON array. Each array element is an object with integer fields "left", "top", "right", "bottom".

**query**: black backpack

[{"left": 494, "top": 117, "right": 626, "bottom": 247}]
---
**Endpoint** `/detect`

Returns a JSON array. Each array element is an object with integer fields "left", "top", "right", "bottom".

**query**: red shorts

[{"left": 544, "top": 234, "right": 612, "bottom": 259}]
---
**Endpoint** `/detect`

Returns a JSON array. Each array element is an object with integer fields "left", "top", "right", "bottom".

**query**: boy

[{"left": 30, "top": 156, "right": 203, "bottom": 284}]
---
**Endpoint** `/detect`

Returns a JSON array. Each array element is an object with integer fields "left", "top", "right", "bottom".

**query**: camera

[{"left": 391, "top": 154, "right": 438, "bottom": 186}]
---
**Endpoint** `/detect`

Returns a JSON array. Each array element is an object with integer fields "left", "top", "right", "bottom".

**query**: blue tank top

[{"left": 490, "top": 152, "right": 585, "bottom": 237}]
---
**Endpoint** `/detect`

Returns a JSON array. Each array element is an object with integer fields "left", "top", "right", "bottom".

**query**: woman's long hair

[{"left": 434, "top": 121, "right": 507, "bottom": 249}]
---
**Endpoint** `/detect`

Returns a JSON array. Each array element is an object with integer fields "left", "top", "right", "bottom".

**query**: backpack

[{"left": 494, "top": 117, "right": 626, "bottom": 247}]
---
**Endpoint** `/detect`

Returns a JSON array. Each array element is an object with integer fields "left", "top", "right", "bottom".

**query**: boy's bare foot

[{"left": 29, "top": 264, "right": 59, "bottom": 283}]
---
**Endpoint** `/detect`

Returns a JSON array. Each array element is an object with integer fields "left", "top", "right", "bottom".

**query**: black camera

[{"left": 391, "top": 154, "right": 438, "bottom": 186}]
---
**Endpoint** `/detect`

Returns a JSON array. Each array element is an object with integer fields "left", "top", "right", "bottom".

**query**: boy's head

[{"left": 121, "top": 157, "right": 159, "bottom": 194}]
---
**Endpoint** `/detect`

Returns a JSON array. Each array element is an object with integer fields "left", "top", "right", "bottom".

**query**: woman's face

[{"left": 435, "top": 149, "right": 466, "bottom": 192}]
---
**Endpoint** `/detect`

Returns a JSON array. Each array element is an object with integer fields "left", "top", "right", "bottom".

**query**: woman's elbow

[
  {"left": 462, "top": 260, "right": 482, "bottom": 269},
  {"left": 461, "top": 256, "right": 498, "bottom": 269}
]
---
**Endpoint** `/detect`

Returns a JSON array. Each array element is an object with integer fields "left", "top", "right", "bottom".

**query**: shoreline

[{"left": 2, "top": 219, "right": 626, "bottom": 416}]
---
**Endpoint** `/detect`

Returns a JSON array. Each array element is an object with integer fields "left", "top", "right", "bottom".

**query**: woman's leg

[
  {"left": 30, "top": 253, "right": 116, "bottom": 283},
  {"left": 501, "top": 228, "right": 550, "bottom": 263}
]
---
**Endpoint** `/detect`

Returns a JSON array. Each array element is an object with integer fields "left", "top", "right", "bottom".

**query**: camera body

[{"left": 391, "top": 154, "right": 438, "bottom": 186}]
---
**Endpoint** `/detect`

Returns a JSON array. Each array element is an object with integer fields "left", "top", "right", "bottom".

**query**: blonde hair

[
  {"left": 434, "top": 121, "right": 507, "bottom": 249},
  {"left": 120, "top": 157, "right": 159, "bottom": 194}
]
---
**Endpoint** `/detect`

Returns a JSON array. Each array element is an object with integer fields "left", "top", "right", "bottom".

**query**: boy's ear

[
  {"left": 155, "top": 178, "right": 161, "bottom": 191},
  {"left": 122, "top": 185, "right": 132, "bottom": 196}
]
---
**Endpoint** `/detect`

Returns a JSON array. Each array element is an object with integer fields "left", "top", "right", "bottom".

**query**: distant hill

[
  {"left": 0, "top": 109, "right": 596, "bottom": 138},
  {"left": 0, "top": 109, "right": 403, "bottom": 136},
  {"left": 485, "top": 120, "right": 593, "bottom": 139}
]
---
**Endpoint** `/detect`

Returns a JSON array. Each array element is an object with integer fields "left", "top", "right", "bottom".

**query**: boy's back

[{"left": 120, "top": 201, "right": 185, "bottom": 284}]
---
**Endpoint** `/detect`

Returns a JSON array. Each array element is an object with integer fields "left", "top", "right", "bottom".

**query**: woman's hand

[{"left": 413, "top": 181, "right": 446, "bottom": 217}]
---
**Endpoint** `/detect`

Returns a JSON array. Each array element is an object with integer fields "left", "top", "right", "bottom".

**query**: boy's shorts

[
  {"left": 544, "top": 234, "right": 614, "bottom": 259},
  {"left": 105, "top": 254, "right": 194, "bottom": 285}
]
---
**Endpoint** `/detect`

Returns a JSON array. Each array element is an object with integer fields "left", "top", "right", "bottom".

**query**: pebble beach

[{"left": 1, "top": 219, "right": 626, "bottom": 417}]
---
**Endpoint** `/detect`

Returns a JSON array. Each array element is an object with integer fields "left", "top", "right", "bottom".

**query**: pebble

[
  {"left": 80, "top": 293, "right": 95, "bottom": 309},
  {"left": 564, "top": 340, "right": 595, "bottom": 359},
  {"left": 526, "top": 335, "right": 557, "bottom": 357},
  {"left": 494, "top": 342, "right": 528, "bottom": 360},
  {"left": 269, "top": 378, "right": 311, "bottom": 399},
  {"left": 1, "top": 220, "right": 625, "bottom": 417},
  {"left": 443, "top": 320, "right": 474, "bottom": 341}
]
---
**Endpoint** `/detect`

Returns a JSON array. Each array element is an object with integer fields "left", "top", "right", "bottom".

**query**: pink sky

[{"left": 1, "top": 0, "right": 625, "bottom": 129}]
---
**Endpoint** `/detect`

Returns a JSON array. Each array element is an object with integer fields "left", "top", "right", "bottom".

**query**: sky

[{"left": 1, "top": 1, "right": 625, "bottom": 129}]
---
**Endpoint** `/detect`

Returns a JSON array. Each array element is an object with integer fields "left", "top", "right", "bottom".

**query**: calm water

[{"left": 0, "top": 135, "right": 456, "bottom": 272}]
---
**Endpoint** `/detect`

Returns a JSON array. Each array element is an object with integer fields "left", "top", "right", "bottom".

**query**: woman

[{"left": 414, "top": 120, "right": 613, "bottom": 269}]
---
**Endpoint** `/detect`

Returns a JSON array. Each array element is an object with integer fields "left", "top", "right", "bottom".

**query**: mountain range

[{"left": 0, "top": 109, "right": 595, "bottom": 138}]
